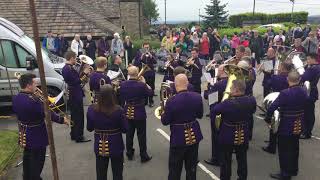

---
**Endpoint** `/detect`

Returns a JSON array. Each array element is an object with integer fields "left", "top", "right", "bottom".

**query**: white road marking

[
  {"left": 156, "top": 128, "right": 220, "bottom": 180},
  {"left": 254, "top": 115, "right": 264, "bottom": 120},
  {"left": 312, "top": 136, "right": 320, "bottom": 140}
]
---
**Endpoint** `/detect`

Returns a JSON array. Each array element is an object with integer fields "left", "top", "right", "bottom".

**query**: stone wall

[{"left": 120, "top": 1, "right": 143, "bottom": 38}]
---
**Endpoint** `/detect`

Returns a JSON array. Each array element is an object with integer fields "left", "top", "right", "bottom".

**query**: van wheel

[{"left": 47, "top": 87, "right": 66, "bottom": 112}]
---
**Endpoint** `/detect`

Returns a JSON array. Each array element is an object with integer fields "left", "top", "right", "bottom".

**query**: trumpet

[
  {"left": 223, "top": 56, "right": 237, "bottom": 65},
  {"left": 185, "top": 57, "right": 199, "bottom": 69},
  {"left": 205, "top": 59, "right": 217, "bottom": 71},
  {"left": 14, "top": 72, "right": 72, "bottom": 127}
]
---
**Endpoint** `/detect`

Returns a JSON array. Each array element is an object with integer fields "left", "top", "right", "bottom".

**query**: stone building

[{"left": 0, "top": 0, "right": 143, "bottom": 38}]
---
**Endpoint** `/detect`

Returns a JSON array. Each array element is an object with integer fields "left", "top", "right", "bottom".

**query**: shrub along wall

[{"left": 229, "top": 12, "right": 308, "bottom": 27}]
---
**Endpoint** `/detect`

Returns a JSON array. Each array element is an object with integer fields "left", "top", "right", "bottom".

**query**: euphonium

[
  {"left": 215, "top": 64, "right": 249, "bottom": 129},
  {"left": 78, "top": 55, "right": 94, "bottom": 88},
  {"left": 154, "top": 82, "right": 172, "bottom": 119}
]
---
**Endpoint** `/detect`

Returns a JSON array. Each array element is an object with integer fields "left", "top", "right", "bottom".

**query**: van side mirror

[{"left": 26, "top": 56, "right": 36, "bottom": 70}]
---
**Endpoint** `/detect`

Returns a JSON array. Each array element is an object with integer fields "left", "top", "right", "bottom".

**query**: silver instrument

[{"left": 261, "top": 92, "right": 281, "bottom": 133}]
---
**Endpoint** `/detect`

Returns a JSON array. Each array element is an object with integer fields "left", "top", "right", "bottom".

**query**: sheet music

[
  {"left": 54, "top": 91, "right": 64, "bottom": 104},
  {"left": 263, "top": 60, "right": 274, "bottom": 72},
  {"left": 208, "top": 92, "right": 218, "bottom": 106},
  {"left": 203, "top": 72, "right": 212, "bottom": 83},
  {"left": 107, "top": 70, "right": 121, "bottom": 80}
]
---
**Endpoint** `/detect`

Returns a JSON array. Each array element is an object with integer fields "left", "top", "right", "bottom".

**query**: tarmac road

[{"left": 2, "top": 72, "right": 320, "bottom": 180}]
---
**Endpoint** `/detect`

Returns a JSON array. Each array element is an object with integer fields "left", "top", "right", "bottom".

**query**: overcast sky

[{"left": 154, "top": 0, "right": 320, "bottom": 21}]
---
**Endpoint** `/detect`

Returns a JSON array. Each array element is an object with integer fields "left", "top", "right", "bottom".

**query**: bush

[
  {"left": 218, "top": 26, "right": 290, "bottom": 38},
  {"left": 229, "top": 12, "right": 308, "bottom": 27}
]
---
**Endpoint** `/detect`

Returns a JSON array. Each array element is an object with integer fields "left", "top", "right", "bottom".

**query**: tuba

[
  {"left": 215, "top": 64, "right": 249, "bottom": 129},
  {"left": 154, "top": 82, "right": 173, "bottom": 119}
]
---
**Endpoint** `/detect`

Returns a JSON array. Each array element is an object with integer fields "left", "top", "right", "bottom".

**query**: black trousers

[
  {"left": 96, "top": 155, "right": 124, "bottom": 180},
  {"left": 248, "top": 115, "right": 254, "bottom": 140},
  {"left": 168, "top": 143, "right": 199, "bottom": 180},
  {"left": 191, "top": 81, "right": 201, "bottom": 94},
  {"left": 69, "top": 99, "right": 84, "bottom": 140},
  {"left": 23, "top": 148, "right": 46, "bottom": 180},
  {"left": 220, "top": 144, "right": 248, "bottom": 180},
  {"left": 210, "top": 123, "right": 220, "bottom": 161},
  {"left": 144, "top": 75, "right": 155, "bottom": 104},
  {"left": 278, "top": 135, "right": 299, "bottom": 177},
  {"left": 126, "top": 120, "right": 148, "bottom": 158},
  {"left": 263, "top": 86, "right": 272, "bottom": 98},
  {"left": 267, "top": 129, "right": 277, "bottom": 152},
  {"left": 304, "top": 100, "right": 316, "bottom": 136}
]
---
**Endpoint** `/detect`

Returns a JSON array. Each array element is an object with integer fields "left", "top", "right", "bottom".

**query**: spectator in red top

[{"left": 200, "top": 32, "right": 210, "bottom": 60}]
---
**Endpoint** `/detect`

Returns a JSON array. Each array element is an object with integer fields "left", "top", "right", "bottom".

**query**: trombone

[{"left": 15, "top": 72, "right": 72, "bottom": 127}]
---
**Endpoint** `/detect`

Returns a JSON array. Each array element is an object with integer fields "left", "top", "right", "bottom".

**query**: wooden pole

[{"left": 27, "top": 0, "right": 59, "bottom": 179}]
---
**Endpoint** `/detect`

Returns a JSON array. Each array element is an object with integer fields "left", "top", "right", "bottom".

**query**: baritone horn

[{"left": 154, "top": 82, "right": 173, "bottom": 119}]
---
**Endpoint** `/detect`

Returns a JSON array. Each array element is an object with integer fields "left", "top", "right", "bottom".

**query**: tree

[
  {"left": 143, "top": 0, "right": 160, "bottom": 25},
  {"left": 201, "top": 0, "right": 228, "bottom": 28}
]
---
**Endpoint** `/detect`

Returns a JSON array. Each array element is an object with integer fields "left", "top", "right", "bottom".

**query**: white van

[{"left": 0, "top": 17, "right": 66, "bottom": 106}]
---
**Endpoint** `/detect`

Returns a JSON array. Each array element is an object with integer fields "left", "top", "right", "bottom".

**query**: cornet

[
  {"left": 185, "top": 57, "right": 199, "bottom": 69},
  {"left": 223, "top": 56, "right": 237, "bottom": 65},
  {"left": 205, "top": 59, "right": 217, "bottom": 71}
]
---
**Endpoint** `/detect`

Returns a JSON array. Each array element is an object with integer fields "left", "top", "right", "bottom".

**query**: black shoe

[
  {"left": 126, "top": 149, "right": 135, "bottom": 160},
  {"left": 127, "top": 154, "right": 133, "bottom": 160},
  {"left": 75, "top": 137, "right": 91, "bottom": 143},
  {"left": 204, "top": 159, "right": 220, "bottom": 166},
  {"left": 153, "top": 94, "right": 158, "bottom": 97},
  {"left": 270, "top": 173, "right": 291, "bottom": 180},
  {"left": 262, "top": 147, "right": 276, "bottom": 154},
  {"left": 300, "top": 134, "right": 311, "bottom": 139},
  {"left": 149, "top": 103, "right": 154, "bottom": 107},
  {"left": 264, "top": 140, "right": 270, "bottom": 143},
  {"left": 206, "top": 114, "right": 210, "bottom": 117},
  {"left": 141, "top": 155, "right": 152, "bottom": 163}
]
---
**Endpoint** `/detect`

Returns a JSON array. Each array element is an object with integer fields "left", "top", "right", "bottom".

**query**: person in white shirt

[
  {"left": 111, "top": 33, "right": 124, "bottom": 57},
  {"left": 71, "top": 34, "right": 84, "bottom": 57}
]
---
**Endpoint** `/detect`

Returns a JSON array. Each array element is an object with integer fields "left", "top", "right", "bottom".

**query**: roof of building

[{"left": 0, "top": 0, "right": 123, "bottom": 38}]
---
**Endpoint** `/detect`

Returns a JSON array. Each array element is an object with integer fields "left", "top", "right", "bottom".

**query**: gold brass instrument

[
  {"left": 137, "top": 63, "right": 151, "bottom": 80},
  {"left": 223, "top": 56, "right": 237, "bottom": 65},
  {"left": 154, "top": 82, "right": 173, "bottom": 119},
  {"left": 185, "top": 57, "right": 200, "bottom": 69},
  {"left": 14, "top": 72, "right": 72, "bottom": 127},
  {"left": 205, "top": 59, "right": 216, "bottom": 71},
  {"left": 215, "top": 65, "right": 249, "bottom": 129},
  {"left": 78, "top": 55, "right": 94, "bottom": 88},
  {"left": 164, "top": 55, "right": 174, "bottom": 70}
]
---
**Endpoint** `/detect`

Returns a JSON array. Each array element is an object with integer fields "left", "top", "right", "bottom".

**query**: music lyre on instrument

[{"left": 14, "top": 72, "right": 72, "bottom": 127}]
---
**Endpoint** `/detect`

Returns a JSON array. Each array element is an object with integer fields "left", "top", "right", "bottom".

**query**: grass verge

[{"left": 0, "top": 130, "right": 20, "bottom": 177}]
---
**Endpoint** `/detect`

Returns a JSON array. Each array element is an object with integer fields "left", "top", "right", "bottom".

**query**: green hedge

[
  {"left": 229, "top": 12, "right": 308, "bottom": 27},
  {"left": 218, "top": 26, "right": 289, "bottom": 38}
]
